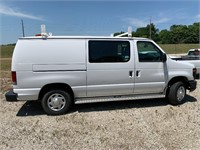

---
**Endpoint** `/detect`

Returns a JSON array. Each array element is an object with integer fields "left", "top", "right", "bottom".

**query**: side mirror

[{"left": 162, "top": 53, "right": 167, "bottom": 62}]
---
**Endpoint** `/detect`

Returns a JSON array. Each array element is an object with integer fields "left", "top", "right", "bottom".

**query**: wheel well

[
  {"left": 168, "top": 77, "right": 188, "bottom": 87},
  {"left": 38, "top": 83, "right": 74, "bottom": 101},
  {"left": 166, "top": 76, "right": 188, "bottom": 95}
]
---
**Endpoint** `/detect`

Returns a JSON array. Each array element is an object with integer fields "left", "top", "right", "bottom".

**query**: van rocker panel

[{"left": 75, "top": 93, "right": 165, "bottom": 104}]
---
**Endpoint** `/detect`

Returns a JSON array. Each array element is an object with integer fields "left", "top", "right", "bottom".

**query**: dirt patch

[{"left": 0, "top": 81, "right": 200, "bottom": 150}]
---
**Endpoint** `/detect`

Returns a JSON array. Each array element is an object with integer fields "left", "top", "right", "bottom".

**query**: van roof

[{"left": 19, "top": 36, "right": 149, "bottom": 40}]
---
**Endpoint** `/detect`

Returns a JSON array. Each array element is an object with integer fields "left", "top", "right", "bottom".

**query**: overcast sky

[{"left": 0, "top": 0, "right": 199, "bottom": 44}]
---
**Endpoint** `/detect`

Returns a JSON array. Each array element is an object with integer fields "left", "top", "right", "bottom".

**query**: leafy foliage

[{"left": 114, "top": 22, "right": 200, "bottom": 44}]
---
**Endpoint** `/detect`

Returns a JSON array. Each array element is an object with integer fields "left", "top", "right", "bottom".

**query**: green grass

[
  {"left": 159, "top": 44, "right": 200, "bottom": 54},
  {"left": 0, "top": 60, "right": 11, "bottom": 71},
  {"left": 0, "top": 45, "right": 15, "bottom": 58}
]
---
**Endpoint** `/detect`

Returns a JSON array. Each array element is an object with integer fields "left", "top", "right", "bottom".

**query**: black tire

[
  {"left": 41, "top": 90, "right": 72, "bottom": 115},
  {"left": 168, "top": 81, "right": 186, "bottom": 105}
]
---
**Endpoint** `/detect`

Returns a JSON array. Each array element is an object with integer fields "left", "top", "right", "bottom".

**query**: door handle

[
  {"left": 129, "top": 71, "right": 133, "bottom": 78},
  {"left": 136, "top": 70, "right": 141, "bottom": 77}
]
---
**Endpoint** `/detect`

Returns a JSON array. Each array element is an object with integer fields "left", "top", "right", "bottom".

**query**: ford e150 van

[{"left": 5, "top": 26, "right": 197, "bottom": 115}]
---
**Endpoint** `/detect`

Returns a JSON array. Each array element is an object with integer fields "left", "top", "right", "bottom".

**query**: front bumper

[
  {"left": 188, "top": 80, "right": 197, "bottom": 92},
  {"left": 5, "top": 89, "right": 18, "bottom": 102}
]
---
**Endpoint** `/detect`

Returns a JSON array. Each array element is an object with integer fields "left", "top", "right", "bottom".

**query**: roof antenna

[
  {"left": 128, "top": 26, "right": 132, "bottom": 37},
  {"left": 41, "top": 24, "right": 48, "bottom": 37}
]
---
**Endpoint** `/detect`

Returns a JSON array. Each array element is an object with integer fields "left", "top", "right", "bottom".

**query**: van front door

[
  {"left": 134, "top": 40, "right": 165, "bottom": 94},
  {"left": 86, "top": 40, "right": 134, "bottom": 97}
]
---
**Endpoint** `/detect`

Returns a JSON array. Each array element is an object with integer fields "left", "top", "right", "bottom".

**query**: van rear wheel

[
  {"left": 41, "top": 90, "right": 72, "bottom": 115},
  {"left": 168, "top": 81, "right": 186, "bottom": 105}
]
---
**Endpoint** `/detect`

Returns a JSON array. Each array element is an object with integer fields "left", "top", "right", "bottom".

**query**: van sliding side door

[{"left": 86, "top": 40, "right": 135, "bottom": 97}]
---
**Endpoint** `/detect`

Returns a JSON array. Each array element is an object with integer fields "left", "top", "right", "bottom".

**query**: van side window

[
  {"left": 137, "top": 41, "right": 162, "bottom": 62},
  {"left": 89, "top": 41, "right": 130, "bottom": 63}
]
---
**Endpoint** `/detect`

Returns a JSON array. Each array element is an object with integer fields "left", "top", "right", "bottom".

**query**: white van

[{"left": 5, "top": 27, "right": 197, "bottom": 115}]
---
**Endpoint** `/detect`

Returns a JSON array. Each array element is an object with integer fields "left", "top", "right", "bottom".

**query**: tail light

[
  {"left": 193, "top": 68, "right": 197, "bottom": 79},
  {"left": 12, "top": 71, "right": 17, "bottom": 85}
]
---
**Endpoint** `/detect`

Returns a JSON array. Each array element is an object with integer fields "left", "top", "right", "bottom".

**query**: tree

[
  {"left": 113, "top": 31, "right": 125, "bottom": 37},
  {"left": 147, "top": 23, "right": 159, "bottom": 42},
  {"left": 133, "top": 23, "right": 159, "bottom": 42},
  {"left": 159, "top": 29, "right": 172, "bottom": 44},
  {"left": 113, "top": 22, "right": 199, "bottom": 44},
  {"left": 185, "top": 23, "right": 199, "bottom": 43},
  {"left": 170, "top": 25, "right": 188, "bottom": 44},
  {"left": 134, "top": 27, "right": 148, "bottom": 38}
]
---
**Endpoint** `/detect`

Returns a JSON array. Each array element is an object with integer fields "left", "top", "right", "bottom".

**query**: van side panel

[{"left": 12, "top": 39, "right": 87, "bottom": 100}]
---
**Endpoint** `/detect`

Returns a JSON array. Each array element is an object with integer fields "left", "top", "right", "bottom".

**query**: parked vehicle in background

[
  {"left": 187, "top": 49, "right": 200, "bottom": 56},
  {"left": 5, "top": 26, "right": 197, "bottom": 115},
  {"left": 171, "top": 49, "right": 200, "bottom": 78},
  {"left": 181, "top": 48, "right": 200, "bottom": 60}
]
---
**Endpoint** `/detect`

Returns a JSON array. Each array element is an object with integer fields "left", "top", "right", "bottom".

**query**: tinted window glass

[
  {"left": 137, "top": 41, "right": 162, "bottom": 62},
  {"left": 188, "top": 50, "right": 200, "bottom": 55},
  {"left": 89, "top": 41, "right": 130, "bottom": 63}
]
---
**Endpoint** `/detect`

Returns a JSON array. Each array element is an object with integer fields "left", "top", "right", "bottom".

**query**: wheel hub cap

[
  {"left": 47, "top": 93, "right": 66, "bottom": 111},
  {"left": 177, "top": 86, "right": 185, "bottom": 101},
  {"left": 52, "top": 97, "right": 59, "bottom": 106}
]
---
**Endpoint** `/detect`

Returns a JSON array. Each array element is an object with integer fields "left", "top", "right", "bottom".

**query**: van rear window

[{"left": 89, "top": 41, "right": 130, "bottom": 63}]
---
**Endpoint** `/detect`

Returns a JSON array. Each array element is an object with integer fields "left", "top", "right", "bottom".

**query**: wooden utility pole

[
  {"left": 149, "top": 16, "right": 152, "bottom": 39},
  {"left": 21, "top": 19, "right": 25, "bottom": 37}
]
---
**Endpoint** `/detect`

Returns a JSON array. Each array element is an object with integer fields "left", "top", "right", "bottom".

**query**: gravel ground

[{"left": 0, "top": 80, "right": 200, "bottom": 150}]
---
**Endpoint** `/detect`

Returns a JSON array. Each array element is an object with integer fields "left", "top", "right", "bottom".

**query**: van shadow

[
  {"left": 195, "top": 74, "right": 200, "bottom": 80},
  {"left": 16, "top": 101, "right": 45, "bottom": 116},
  {"left": 16, "top": 95, "right": 197, "bottom": 116}
]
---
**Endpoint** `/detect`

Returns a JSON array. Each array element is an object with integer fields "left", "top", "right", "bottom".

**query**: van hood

[{"left": 168, "top": 57, "right": 195, "bottom": 69}]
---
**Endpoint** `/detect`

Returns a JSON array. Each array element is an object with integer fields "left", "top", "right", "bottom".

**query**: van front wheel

[
  {"left": 168, "top": 81, "right": 186, "bottom": 105},
  {"left": 41, "top": 90, "right": 72, "bottom": 115}
]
